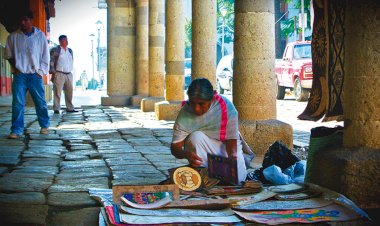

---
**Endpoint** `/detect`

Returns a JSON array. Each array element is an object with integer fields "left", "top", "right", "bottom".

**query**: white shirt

[
  {"left": 5, "top": 27, "right": 50, "bottom": 75},
  {"left": 56, "top": 47, "right": 73, "bottom": 73}
]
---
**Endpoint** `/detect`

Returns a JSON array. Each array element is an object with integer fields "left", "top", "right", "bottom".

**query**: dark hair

[
  {"left": 19, "top": 10, "right": 34, "bottom": 20},
  {"left": 187, "top": 78, "right": 214, "bottom": 100},
  {"left": 59, "top": 35, "right": 67, "bottom": 41}
]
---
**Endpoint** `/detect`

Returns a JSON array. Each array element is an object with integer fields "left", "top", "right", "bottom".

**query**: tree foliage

[
  {"left": 216, "top": 0, "right": 234, "bottom": 44},
  {"left": 281, "top": 0, "right": 312, "bottom": 39}
]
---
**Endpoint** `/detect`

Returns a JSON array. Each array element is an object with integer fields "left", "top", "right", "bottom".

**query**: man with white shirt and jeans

[
  {"left": 49, "top": 35, "right": 77, "bottom": 114},
  {"left": 5, "top": 10, "right": 50, "bottom": 139}
]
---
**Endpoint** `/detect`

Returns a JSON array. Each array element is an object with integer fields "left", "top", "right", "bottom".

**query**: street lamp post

[
  {"left": 95, "top": 20, "right": 103, "bottom": 83},
  {"left": 89, "top": 34, "right": 95, "bottom": 86},
  {"left": 220, "top": 8, "right": 227, "bottom": 58}
]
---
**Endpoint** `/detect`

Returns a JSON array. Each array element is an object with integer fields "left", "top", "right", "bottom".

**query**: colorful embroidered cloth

[{"left": 173, "top": 93, "right": 239, "bottom": 143}]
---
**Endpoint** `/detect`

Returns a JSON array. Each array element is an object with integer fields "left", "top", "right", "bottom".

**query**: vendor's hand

[
  {"left": 187, "top": 151, "right": 203, "bottom": 167},
  {"left": 36, "top": 73, "right": 42, "bottom": 78}
]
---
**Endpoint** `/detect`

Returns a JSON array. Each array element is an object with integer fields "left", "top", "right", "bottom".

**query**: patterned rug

[{"left": 298, "top": 0, "right": 345, "bottom": 122}]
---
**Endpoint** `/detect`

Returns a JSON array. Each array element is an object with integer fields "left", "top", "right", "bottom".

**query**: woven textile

[{"left": 298, "top": 0, "right": 345, "bottom": 121}]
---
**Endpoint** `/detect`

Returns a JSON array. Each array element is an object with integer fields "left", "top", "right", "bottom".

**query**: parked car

[
  {"left": 184, "top": 58, "right": 192, "bottom": 89},
  {"left": 275, "top": 41, "right": 313, "bottom": 101},
  {"left": 216, "top": 54, "right": 233, "bottom": 94}
]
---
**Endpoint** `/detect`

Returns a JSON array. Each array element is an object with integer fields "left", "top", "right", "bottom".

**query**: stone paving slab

[
  {"left": 29, "top": 140, "right": 63, "bottom": 146},
  {"left": 112, "top": 172, "right": 166, "bottom": 180},
  {"left": 26, "top": 146, "right": 66, "bottom": 153},
  {"left": 47, "top": 207, "right": 100, "bottom": 226},
  {"left": 157, "top": 136, "right": 172, "bottom": 146},
  {"left": 0, "top": 203, "right": 49, "bottom": 225},
  {"left": 60, "top": 159, "right": 107, "bottom": 169},
  {"left": 60, "top": 166, "right": 109, "bottom": 174},
  {"left": 64, "top": 154, "right": 90, "bottom": 161},
  {"left": 56, "top": 170, "right": 110, "bottom": 180},
  {"left": 126, "top": 140, "right": 163, "bottom": 146},
  {"left": 47, "top": 192, "right": 98, "bottom": 207},
  {"left": 21, "top": 158, "right": 60, "bottom": 166},
  {"left": 23, "top": 153, "right": 62, "bottom": 159},
  {"left": 134, "top": 146, "right": 171, "bottom": 154},
  {"left": 0, "top": 166, "right": 9, "bottom": 175},
  {"left": 152, "top": 129, "right": 174, "bottom": 137},
  {"left": 61, "top": 136, "right": 93, "bottom": 141},
  {"left": 0, "top": 192, "right": 45, "bottom": 204},
  {"left": 7, "top": 172, "right": 56, "bottom": 180},
  {"left": 29, "top": 134, "right": 61, "bottom": 140},
  {"left": 0, "top": 146, "right": 24, "bottom": 152},
  {"left": 144, "top": 154, "right": 182, "bottom": 161},
  {"left": 0, "top": 149, "right": 22, "bottom": 157},
  {"left": 112, "top": 178, "right": 165, "bottom": 186},
  {"left": 66, "top": 149, "right": 97, "bottom": 156},
  {"left": 109, "top": 164, "right": 158, "bottom": 172},
  {"left": 22, "top": 149, "right": 65, "bottom": 158},
  {"left": 49, "top": 177, "right": 109, "bottom": 193},
  {"left": 14, "top": 165, "right": 59, "bottom": 174},
  {"left": 97, "top": 148, "right": 138, "bottom": 154},
  {"left": 0, "top": 138, "right": 25, "bottom": 146},
  {"left": 105, "top": 158, "right": 150, "bottom": 166},
  {"left": 0, "top": 157, "right": 20, "bottom": 165},
  {"left": 119, "top": 128, "right": 153, "bottom": 135},
  {"left": 68, "top": 145, "right": 96, "bottom": 151},
  {"left": 0, "top": 176, "right": 53, "bottom": 192}
]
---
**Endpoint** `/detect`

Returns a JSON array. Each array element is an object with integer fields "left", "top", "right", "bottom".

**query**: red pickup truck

[{"left": 275, "top": 41, "right": 313, "bottom": 101}]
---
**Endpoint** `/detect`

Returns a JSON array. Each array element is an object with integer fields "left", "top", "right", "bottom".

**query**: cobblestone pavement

[
  {"left": 0, "top": 105, "right": 189, "bottom": 225},
  {"left": 0, "top": 91, "right": 344, "bottom": 225}
]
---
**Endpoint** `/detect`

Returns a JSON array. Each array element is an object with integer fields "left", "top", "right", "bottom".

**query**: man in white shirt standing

[
  {"left": 5, "top": 10, "right": 50, "bottom": 139},
  {"left": 49, "top": 35, "right": 77, "bottom": 114}
]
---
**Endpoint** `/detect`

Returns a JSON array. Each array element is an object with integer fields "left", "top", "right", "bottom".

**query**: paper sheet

[
  {"left": 120, "top": 205, "right": 235, "bottom": 217},
  {"left": 234, "top": 204, "right": 360, "bottom": 225},
  {"left": 119, "top": 213, "right": 241, "bottom": 224}
]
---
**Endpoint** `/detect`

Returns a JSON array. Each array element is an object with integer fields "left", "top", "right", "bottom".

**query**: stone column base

[
  {"left": 131, "top": 95, "right": 148, "bottom": 107},
  {"left": 307, "top": 146, "right": 380, "bottom": 209},
  {"left": 101, "top": 95, "right": 131, "bottom": 106},
  {"left": 239, "top": 119, "right": 293, "bottom": 156},
  {"left": 141, "top": 97, "right": 165, "bottom": 112},
  {"left": 155, "top": 100, "right": 182, "bottom": 120}
]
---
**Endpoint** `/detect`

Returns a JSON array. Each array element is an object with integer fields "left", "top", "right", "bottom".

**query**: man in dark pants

[
  {"left": 5, "top": 10, "right": 50, "bottom": 139},
  {"left": 50, "top": 35, "right": 78, "bottom": 114}
]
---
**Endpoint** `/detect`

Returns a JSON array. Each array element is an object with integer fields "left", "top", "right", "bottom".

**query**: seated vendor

[{"left": 170, "top": 78, "right": 248, "bottom": 184}]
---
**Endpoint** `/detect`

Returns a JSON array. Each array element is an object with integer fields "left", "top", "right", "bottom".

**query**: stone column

[
  {"left": 192, "top": 0, "right": 217, "bottom": 87},
  {"left": 141, "top": 0, "right": 165, "bottom": 112},
  {"left": 155, "top": 0, "right": 185, "bottom": 120},
  {"left": 309, "top": 0, "right": 380, "bottom": 209},
  {"left": 132, "top": 0, "right": 149, "bottom": 107},
  {"left": 234, "top": 0, "right": 292, "bottom": 156},
  {"left": 102, "top": 0, "right": 136, "bottom": 106},
  {"left": 344, "top": 2, "right": 380, "bottom": 150}
]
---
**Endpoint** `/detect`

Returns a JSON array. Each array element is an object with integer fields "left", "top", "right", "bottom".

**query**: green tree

[
  {"left": 217, "top": 0, "right": 234, "bottom": 44},
  {"left": 185, "top": 18, "right": 192, "bottom": 58},
  {"left": 281, "top": 0, "right": 311, "bottom": 39}
]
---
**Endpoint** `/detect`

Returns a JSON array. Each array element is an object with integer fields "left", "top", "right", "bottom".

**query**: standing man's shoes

[
  {"left": 8, "top": 133, "right": 19, "bottom": 139},
  {"left": 40, "top": 128, "right": 48, "bottom": 134},
  {"left": 66, "top": 109, "right": 78, "bottom": 113},
  {"left": 54, "top": 110, "right": 60, "bottom": 114}
]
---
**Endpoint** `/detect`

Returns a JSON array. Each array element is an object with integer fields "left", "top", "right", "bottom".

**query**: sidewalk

[
  {"left": 0, "top": 94, "right": 187, "bottom": 225},
  {"left": 1, "top": 90, "right": 343, "bottom": 148}
]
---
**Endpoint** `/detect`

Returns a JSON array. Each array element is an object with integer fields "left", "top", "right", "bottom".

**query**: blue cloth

[
  {"left": 263, "top": 160, "right": 306, "bottom": 185},
  {"left": 11, "top": 73, "right": 49, "bottom": 135}
]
